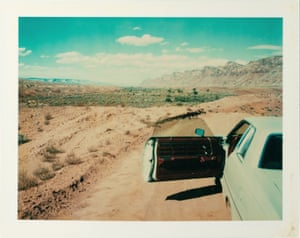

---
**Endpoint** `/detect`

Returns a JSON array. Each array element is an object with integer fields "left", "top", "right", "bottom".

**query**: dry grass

[
  {"left": 88, "top": 146, "right": 98, "bottom": 153},
  {"left": 52, "top": 161, "right": 64, "bottom": 171},
  {"left": 46, "top": 145, "right": 64, "bottom": 154},
  {"left": 42, "top": 151, "right": 56, "bottom": 163},
  {"left": 41, "top": 144, "right": 64, "bottom": 163},
  {"left": 125, "top": 130, "right": 130, "bottom": 135},
  {"left": 45, "top": 113, "right": 54, "bottom": 121},
  {"left": 65, "top": 152, "right": 82, "bottom": 165},
  {"left": 18, "top": 170, "right": 39, "bottom": 191},
  {"left": 102, "top": 151, "right": 116, "bottom": 159},
  {"left": 44, "top": 113, "right": 54, "bottom": 125},
  {"left": 33, "top": 167, "right": 56, "bottom": 181}
]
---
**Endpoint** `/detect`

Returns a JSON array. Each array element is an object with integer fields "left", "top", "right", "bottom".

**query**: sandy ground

[{"left": 18, "top": 89, "right": 282, "bottom": 220}]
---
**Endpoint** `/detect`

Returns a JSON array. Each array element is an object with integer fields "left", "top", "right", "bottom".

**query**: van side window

[
  {"left": 226, "top": 121, "right": 250, "bottom": 156},
  {"left": 259, "top": 134, "right": 282, "bottom": 170},
  {"left": 236, "top": 126, "right": 255, "bottom": 159}
]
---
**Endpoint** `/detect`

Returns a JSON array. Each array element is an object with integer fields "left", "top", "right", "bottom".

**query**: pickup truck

[{"left": 141, "top": 116, "right": 282, "bottom": 220}]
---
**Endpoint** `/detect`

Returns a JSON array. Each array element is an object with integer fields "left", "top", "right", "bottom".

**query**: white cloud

[
  {"left": 40, "top": 54, "right": 50, "bottom": 59},
  {"left": 133, "top": 26, "right": 141, "bottom": 31},
  {"left": 56, "top": 51, "right": 90, "bottom": 64},
  {"left": 160, "top": 41, "right": 169, "bottom": 46},
  {"left": 247, "top": 45, "right": 282, "bottom": 50},
  {"left": 206, "top": 47, "right": 224, "bottom": 52},
  {"left": 176, "top": 46, "right": 205, "bottom": 53},
  {"left": 180, "top": 42, "right": 188, "bottom": 46},
  {"left": 186, "top": 48, "right": 205, "bottom": 53},
  {"left": 116, "top": 34, "right": 164, "bottom": 46},
  {"left": 19, "top": 47, "right": 32, "bottom": 57}
]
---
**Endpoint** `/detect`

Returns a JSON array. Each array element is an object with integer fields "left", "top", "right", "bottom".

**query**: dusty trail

[{"left": 57, "top": 118, "right": 231, "bottom": 220}]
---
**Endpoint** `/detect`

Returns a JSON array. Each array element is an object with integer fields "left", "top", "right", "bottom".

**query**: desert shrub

[
  {"left": 65, "top": 152, "right": 82, "bottom": 165},
  {"left": 102, "top": 151, "right": 116, "bottom": 158},
  {"left": 46, "top": 145, "right": 64, "bottom": 154},
  {"left": 44, "top": 113, "right": 54, "bottom": 125},
  {"left": 174, "top": 93, "right": 222, "bottom": 104},
  {"left": 45, "top": 113, "right": 53, "bottom": 121},
  {"left": 42, "top": 145, "right": 64, "bottom": 162},
  {"left": 33, "top": 167, "right": 56, "bottom": 181},
  {"left": 18, "top": 134, "right": 31, "bottom": 145},
  {"left": 42, "top": 145, "right": 64, "bottom": 163},
  {"left": 192, "top": 88, "right": 198, "bottom": 95},
  {"left": 42, "top": 151, "right": 56, "bottom": 162},
  {"left": 52, "top": 161, "right": 64, "bottom": 171},
  {"left": 125, "top": 130, "right": 130, "bottom": 135},
  {"left": 18, "top": 170, "right": 39, "bottom": 191},
  {"left": 165, "top": 95, "right": 172, "bottom": 102},
  {"left": 88, "top": 146, "right": 98, "bottom": 153},
  {"left": 174, "top": 96, "right": 191, "bottom": 103}
]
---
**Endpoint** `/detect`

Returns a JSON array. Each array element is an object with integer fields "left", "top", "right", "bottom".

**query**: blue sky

[{"left": 19, "top": 17, "right": 282, "bottom": 86}]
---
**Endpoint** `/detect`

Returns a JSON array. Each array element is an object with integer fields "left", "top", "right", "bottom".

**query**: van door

[{"left": 142, "top": 136, "right": 225, "bottom": 182}]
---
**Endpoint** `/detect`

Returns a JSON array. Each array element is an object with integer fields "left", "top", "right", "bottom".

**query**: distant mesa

[{"left": 141, "top": 55, "right": 282, "bottom": 88}]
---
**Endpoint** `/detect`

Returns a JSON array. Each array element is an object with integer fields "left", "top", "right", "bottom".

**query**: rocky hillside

[{"left": 141, "top": 55, "right": 282, "bottom": 88}]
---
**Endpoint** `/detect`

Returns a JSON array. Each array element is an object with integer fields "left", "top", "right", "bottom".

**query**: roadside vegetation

[
  {"left": 18, "top": 170, "right": 39, "bottom": 191},
  {"left": 18, "top": 134, "right": 31, "bottom": 145},
  {"left": 18, "top": 141, "right": 80, "bottom": 191}
]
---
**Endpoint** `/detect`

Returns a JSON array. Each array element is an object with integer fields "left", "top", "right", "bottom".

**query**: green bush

[
  {"left": 18, "top": 134, "right": 31, "bottom": 145},
  {"left": 165, "top": 95, "right": 172, "bottom": 102}
]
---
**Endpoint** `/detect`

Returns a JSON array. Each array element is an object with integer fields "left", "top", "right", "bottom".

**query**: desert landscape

[{"left": 18, "top": 78, "right": 282, "bottom": 220}]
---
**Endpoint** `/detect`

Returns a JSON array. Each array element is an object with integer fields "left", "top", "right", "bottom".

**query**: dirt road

[{"left": 56, "top": 117, "right": 232, "bottom": 220}]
